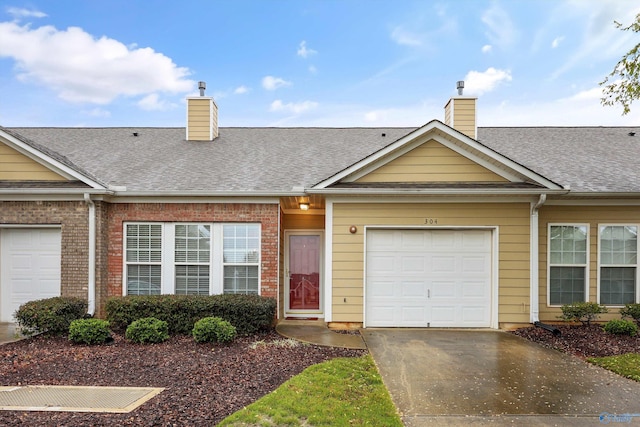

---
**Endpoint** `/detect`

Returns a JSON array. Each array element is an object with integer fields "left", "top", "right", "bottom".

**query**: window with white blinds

[
  {"left": 124, "top": 222, "right": 260, "bottom": 296},
  {"left": 126, "top": 224, "right": 162, "bottom": 295},
  {"left": 175, "top": 225, "right": 211, "bottom": 295}
]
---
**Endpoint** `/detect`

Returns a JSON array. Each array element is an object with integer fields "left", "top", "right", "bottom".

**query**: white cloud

[
  {"left": 390, "top": 26, "right": 423, "bottom": 46},
  {"left": 261, "top": 75, "right": 292, "bottom": 91},
  {"left": 481, "top": 3, "right": 517, "bottom": 49},
  {"left": 549, "top": 1, "right": 640, "bottom": 79},
  {"left": 6, "top": 7, "right": 47, "bottom": 19},
  {"left": 297, "top": 40, "right": 317, "bottom": 58},
  {"left": 308, "top": 65, "right": 317, "bottom": 74},
  {"left": 0, "top": 22, "right": 194, "bottom": 104},
  {"left": 269, "top": 99, "right": 318, "bottom": 114},
  {"left": 464, "top": 67, "right": 512, "bottom": 96},
  {"left": 481, "top": 44, "right": 492, "bottom": 53},
  {"left": 480, "top": 85, "right": 639, "bottom": 126},
  {"left": 137, "top": 93, "right": 174, "bottom": 111},
  {"left": 234, "top": 85, "right": 249, "bottom": 94},
  {"left": 551, "top": 36, "right": 564, "bottom": 48}
]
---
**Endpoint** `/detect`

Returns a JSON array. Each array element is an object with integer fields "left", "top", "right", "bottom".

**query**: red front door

[{"left": 288, "top": 234, "right": 321, "bottom": 311}]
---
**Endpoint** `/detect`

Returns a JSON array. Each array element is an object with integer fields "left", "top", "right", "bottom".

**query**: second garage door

[
  {"left": 365, "top": 229, "right": 493, "bottom": 328},
  {"left": 0, "top": 228, "right": 61, "bottom": 322}
]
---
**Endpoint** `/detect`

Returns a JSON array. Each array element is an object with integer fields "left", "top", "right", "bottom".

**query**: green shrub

[
  {"left": 558, "top": 302, "right": 608, "bottom": 326},
  {"left": 14, "top": 297, "right": 88, "bottom": 336},
  {"left": 69, "top": 319, "right": 112, "bottom": 344},
  {"left": 620, "top": 304, "right": 640, "bottom": 325},
  {"left": 106, "top": 294, "right": 276, "bottom": 336},
  {"left": 192, "top": 317, "right": 237, "bottom": 343},
  {"left": 125, "top": 317, "right": 169, "bottom": 344},
  {"left": 603, "top": 319, "right": 638, "bottom": 336}
]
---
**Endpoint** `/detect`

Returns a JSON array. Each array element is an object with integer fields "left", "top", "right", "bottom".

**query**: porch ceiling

[{"left": 281, "top": 194, "right": 325, "bottom": 212}]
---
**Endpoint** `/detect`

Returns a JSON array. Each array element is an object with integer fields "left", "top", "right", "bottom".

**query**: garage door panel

[
  {"left": 1, "top": 229, "right": 62, "bottom": 322},
  {"left": 366, "top": 229, "right": 492, "bottom": 328},
  {"left": 401, "top": 256, "right": 425, "bottom": 272}
]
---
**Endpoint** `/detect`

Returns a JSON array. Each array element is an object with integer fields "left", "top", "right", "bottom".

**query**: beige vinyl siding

[
  {"left": 355, "top": 140, "right": 507, "bottom": 183},
  {"left": 331, "top": 202, "right": 531, "bottom": 325},
  {"left": 0, "top": 142, "right": 67, "bottom": 181},
  {"left": 538, "top": 204, "right": 640, "bottom": 323},
  {"left": 444, "top": 97, "right": 476, "bottom": 139},
  {"left": 186, "top": 98, "right": 217, "bottom": 141}
]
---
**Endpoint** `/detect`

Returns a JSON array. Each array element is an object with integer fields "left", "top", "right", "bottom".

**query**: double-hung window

[
  {"left": 126, "top": 224, "right": 163, "bottom": 295},
  {"left": 599, "top": 225, "right": 638, "bottom": 305},
  {"left": 124, "top": 223, "right": 260, "bottom": 296},
  {"left": 548, "top": 224, "right": 588, "bottom": 305}
]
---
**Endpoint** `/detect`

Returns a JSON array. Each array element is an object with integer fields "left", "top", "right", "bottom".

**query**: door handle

[{"left": 428, "top": 289, "right": 430, "bottom": 299}]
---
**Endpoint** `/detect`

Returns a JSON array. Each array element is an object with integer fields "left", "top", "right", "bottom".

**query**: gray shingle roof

[
  {"left": 5, "top": 125, "right": 640, "bottom": 194},
  {"left": 477, "top": 127, "right": 640, "bottom": 193}
]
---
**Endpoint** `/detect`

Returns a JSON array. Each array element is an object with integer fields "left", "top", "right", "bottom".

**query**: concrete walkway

[
  {"left": 275, "top": 319, "right": 366, "bottom": 349},
  {"left": 362, "top": 329, "right": 640, "bottom": 426},
  {"left": 0, "top": 323, "right": 22, "bottom": 345}
]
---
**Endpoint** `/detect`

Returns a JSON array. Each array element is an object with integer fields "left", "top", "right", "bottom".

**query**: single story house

[{"left": 1, "top": 86, "right": 638, "bottom": 329}]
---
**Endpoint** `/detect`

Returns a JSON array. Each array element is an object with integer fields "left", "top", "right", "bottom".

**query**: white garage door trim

[
  {"left": 0, "top": 227, "right": 62, "bottom": 323},
  {"left": 364, "top": 226, "right": 499, "bottom": 329}
]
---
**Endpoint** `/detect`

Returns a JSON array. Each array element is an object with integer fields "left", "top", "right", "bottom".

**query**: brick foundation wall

[
  {"left": 106, "top": 203, "right": 279, "bottom": 305},
  {"left": 0, "top": 200, "right": 89, "bottom": 301}
]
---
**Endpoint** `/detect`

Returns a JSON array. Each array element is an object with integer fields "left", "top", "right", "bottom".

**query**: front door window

[{"left": 288, "top": 234, "right": 321, "bottom": 311}]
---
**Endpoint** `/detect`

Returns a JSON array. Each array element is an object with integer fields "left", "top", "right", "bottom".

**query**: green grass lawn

[
  {"left": 588, "top": 353, "right": 640, "bottom": 382},
  {"left": 218, "top": 354, "right": 402, "bottom": 426}
]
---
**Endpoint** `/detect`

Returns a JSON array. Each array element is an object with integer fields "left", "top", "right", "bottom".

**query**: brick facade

[
  {"left": 105, "top": 202, "right": 280, "bottom": 309},
  {"left": 0, "top": 200, "right": 90, "bottom": 300}
]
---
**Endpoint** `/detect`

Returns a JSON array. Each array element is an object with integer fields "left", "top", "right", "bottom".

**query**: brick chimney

[
  {"left": 444, "top": 81, "right": 477, "bottom": 139},
  {"left": 186, "top": 81, "right": 218, "bottom": 141}
]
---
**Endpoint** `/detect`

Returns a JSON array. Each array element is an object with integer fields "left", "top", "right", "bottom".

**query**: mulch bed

[
  {"left": 512, "top": 324, "right": 640, "bottom": 359},
  {"left": 0, "top": 330, "right": 366, "bottom": 426}
]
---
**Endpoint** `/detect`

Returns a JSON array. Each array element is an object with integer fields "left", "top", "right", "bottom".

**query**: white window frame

[
  {"left": 123, "top": 222, "right": 261, "bottom": 296},
  {"left": 124, "top": 223, "right": 164, "bottom": 296},
  {"left": 547, "top": 223, "right": 589, "bottom": 306},
  {"left": 597, "top": 224, "right": 639, "bottom": 306}
]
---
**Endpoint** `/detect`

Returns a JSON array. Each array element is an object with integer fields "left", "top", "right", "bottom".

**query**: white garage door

[
  {"left": 366, "top": 229, "right": 492, "bottom": 328},
  {"left": 0, "top": 229, "right": 61, "bottom": 322}
]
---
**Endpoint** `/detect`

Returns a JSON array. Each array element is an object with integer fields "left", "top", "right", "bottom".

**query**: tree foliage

[{"left": 600, "top": 14, "right": 640, "bottom": 115}]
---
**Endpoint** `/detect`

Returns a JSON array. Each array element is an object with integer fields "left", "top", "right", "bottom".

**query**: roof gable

[
  {"left": 0, "top": 128, "right": 107, "bottom": 190},
  {"left": 353, "top": 140, "right": 508, "bottom": 183},
  {"left": 313, "top": 120, "right": 564, "bottom": 192}
]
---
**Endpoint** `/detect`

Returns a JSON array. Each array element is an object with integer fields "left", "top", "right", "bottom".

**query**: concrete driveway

[{"left": 362, "top": 329, "right": 640, "bottom": 426}]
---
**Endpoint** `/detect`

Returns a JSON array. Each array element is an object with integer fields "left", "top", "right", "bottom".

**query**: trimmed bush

[
  {"left": 106, "top": 294, "right": 276, "bottom": 336},
  {"left": 559, "top": 302, "right": 608, "bottom": 326},
  {"left": 14, "top": 297, "right": 88, "bottom": 336},
  {"left": 125, "top": 317, "right": 169, "bottom": 344},
  {"left": 620, "top": 304, "right": 640, "bottom": 325},
  {"left": 603, "top": 319, "right": 638, "bottom": 336},
  {"left": 193, "top": 317, "right": 237, "bottom": 343},
  {"left": 69, "top": 319, "right": 112, "bottom": 345}
]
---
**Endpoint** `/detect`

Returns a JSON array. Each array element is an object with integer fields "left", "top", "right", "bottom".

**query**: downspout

[
  {"left": 84, "top": 193, "right": 96, "bottom": 316},
  {"left": 530, "top": 194, "right": 546, "bottom": 324}
]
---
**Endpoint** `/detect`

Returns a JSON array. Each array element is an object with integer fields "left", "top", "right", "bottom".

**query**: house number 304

[{"left": 424, "top": 218, "right": 438, "bottom": 224}]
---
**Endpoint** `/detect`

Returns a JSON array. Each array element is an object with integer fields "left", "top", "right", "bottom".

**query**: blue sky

[{"left": 0, "top": 0, "right": 638, "bottom": 128}]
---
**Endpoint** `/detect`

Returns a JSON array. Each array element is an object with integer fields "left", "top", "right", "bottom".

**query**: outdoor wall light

[{"left": 349, "top": 225, "right": 357, "bottom": 234}]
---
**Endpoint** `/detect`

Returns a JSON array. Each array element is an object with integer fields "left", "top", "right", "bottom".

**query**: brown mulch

[
  {"left": 512, "top": 324, "right": 640, "bottom": 359},
  {"left": 0, "top": 330, "right": 366, "bottom": 426}
]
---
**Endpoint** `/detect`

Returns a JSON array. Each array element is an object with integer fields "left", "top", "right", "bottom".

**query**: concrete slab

[
  {"left": 362, "top": 329, "right": 640, "bottom": 426},
  {"left": 276, "top": 319, "right": 366, "bottom": 349},
  {"left": 0, "top": 323, "right": 22, "bottom": 345}
]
